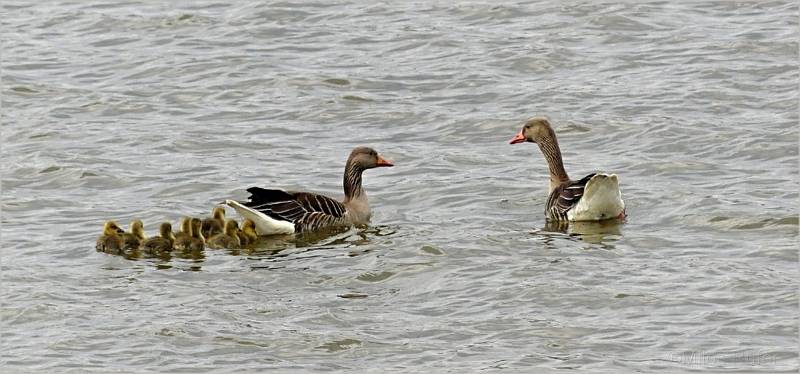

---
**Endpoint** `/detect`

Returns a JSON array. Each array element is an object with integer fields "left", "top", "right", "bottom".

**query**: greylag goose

[
  {"left": 201, "top": 207, "right": 225, "bottom": 239},
  {"left": 141, "top": 222, "right": 175, "bottom": 252},
  {"left": 207, "top": 219, "right": 241, "bottom": 249},
  {"left": 96, "top": 220, "right": 124, "bottom": 251},
  {"left": 173, "top": 217, "right": 193, "bottom": 250},
  {"left": 509, "top": 117, "right": 625, "bottom": 221},
  {"left": 121, "top": 219, "right": 146, "bottom": 250},
  {"left": 226, "top": 147, "right": 393, "bottom": 235},
  {"left": 189, "top": 218, "right": 205, "bottom": 251}
]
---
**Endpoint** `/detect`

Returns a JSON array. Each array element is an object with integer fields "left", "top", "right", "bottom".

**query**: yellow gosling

[
  {"left": 141, "top": 222, "right": 175, "bottom": 253},
  {"left": 240, "top": 218, "right": 258, "bottom": 246},
  {"left": 207, "top": 219, "right": 241, "bottom": 249},
  {"left": 201, "top": 206, "right": 226, "bottom": 239},
  {"left": 96, "top": 220, "right": 124, "bottom": 252},
  {"left": 121, "top": 219, "right": 146, "bottom": 250},
  {"left": 189, "top": 218, "right": 205, "bottom": 251},
  {"left": 174, "top": 217, "right": 193, "bottom": 251}
]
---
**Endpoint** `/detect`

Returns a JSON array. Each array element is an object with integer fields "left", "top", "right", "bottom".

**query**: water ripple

[{"left": 2, "top": 1, "right": 797, "bottom": 372}]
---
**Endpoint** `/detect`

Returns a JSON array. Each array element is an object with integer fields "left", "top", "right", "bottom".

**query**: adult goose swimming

[
  {"left": 226, "top": 147, "right": 394, "bottom": 235},
  {"left": 509, "top": 117, "right": 625, "bottom": 221}
]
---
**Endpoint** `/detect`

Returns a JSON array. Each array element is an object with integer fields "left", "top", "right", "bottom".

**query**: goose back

[
  {"left": 243, "top": 187, "right": 350, "bottom": 232},
  {"left": 545, "top": 173, "right": 595, "bottom": 221}
]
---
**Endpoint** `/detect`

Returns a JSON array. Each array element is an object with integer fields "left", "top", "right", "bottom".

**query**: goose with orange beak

[
  {"left": 510, "top": 117, "right": 625, "bottom": 221},
  {"left": 226, "top": 146, "right": 393, "bottom": 234}
]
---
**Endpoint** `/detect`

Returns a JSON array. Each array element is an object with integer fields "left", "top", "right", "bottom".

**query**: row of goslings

[{"left": 95, "top": 206, "right": 258, "bottom": 253}]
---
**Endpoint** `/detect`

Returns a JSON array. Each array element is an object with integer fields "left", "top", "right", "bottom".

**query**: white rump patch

[
  {"left": 225, "top": 200, "right": 295, "bottom": 235},
  {"left": 567, "top": 174, "right": 625, "bottom": 221}
]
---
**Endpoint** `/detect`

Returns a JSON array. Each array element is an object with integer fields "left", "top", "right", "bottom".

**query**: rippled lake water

[{"left": 2, "top": 1, "right": 798, "bottom": 372}]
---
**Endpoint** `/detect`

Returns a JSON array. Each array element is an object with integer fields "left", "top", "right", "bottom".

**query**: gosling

[
  {"left": 238, "top": 218, "right": 258, "bottom": 246},
  {"left": 189, "top": 218, "right": 205, "bottom": 251},
  {"left": 173, "top": 217, "right": 193, "bottom": 251},
  {"left": 121, "top": 219, "right": 146, "bottom": 250},
  {"left": 96, "top": 220, "right": 124, "bottom": 252},
  {"left": 141, "top": 222, "right": 175, "bottom": 253},
  {"left": 207, "top": 219, "right": 241, "bottom": 249},
  {"left": 201, "top": 206, "right": 226, "bottom": 239}
]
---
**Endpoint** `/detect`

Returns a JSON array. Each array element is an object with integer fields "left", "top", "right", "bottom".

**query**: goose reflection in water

[{"left": 542, "top": 218, "right": 624, "bottom": 246}]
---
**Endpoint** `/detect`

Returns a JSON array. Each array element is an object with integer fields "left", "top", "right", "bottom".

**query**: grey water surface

[{"left": 2, "top": 1, "right": 797, "bottom": 372}]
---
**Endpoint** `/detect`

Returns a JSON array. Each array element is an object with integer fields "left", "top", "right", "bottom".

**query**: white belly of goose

[{"left": 567, "top": 174, "right": 625, "bottom": 221}]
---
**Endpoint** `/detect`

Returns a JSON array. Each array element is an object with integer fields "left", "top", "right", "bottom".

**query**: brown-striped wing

[
  {"left": 244, "top": 187, "right": 347, "bottom": 232},
  {"left": 545, "top": 173, "right": 596, "bottom": 221}
]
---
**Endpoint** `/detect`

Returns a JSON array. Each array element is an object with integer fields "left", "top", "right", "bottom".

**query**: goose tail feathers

[
  {"left": 225, "top": 200, "right": 295, "bottom": 235},
  {"left": 567, "top": 173, "right": 625, "bottom": 221}
]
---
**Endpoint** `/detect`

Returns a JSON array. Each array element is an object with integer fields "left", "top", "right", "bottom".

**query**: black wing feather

[
  {"left": 546, "top": 173, "right": 595, "bottom": 221},
  {"left": 242, "top": 187, "right": 347, "bottom": 231},
  {"left": 246, "top": 187, "right": 295, "bottom": 203}
]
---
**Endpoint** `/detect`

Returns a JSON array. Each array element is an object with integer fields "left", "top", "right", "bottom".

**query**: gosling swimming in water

[
  {"left": 238, "top": 218, "right": 258, "bottom": 246},
  {"left": 141, "top": 222, "right": 176, "bottom": 253},
  {"left": 207, "top": 219, "right": 241, "bottom": 249},
  {"left": 96, "top": 220, "right": 124, "bottom": 252},
  {"left": 201, "top": 206, "right": 226, "bottom": 239},
  {"left": 121, "top": 219, "right": 146, "bottom": 250},
  {"left": 189, "top": 217, "right": 205, "bottom": 251},
  {"left": 173, "top": 217, "right": 194, "bottom": 251}
]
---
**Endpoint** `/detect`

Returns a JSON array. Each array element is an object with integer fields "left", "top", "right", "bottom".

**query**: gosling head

[
  {"left": 242, "top": 218, "right": 256, "bottom": 232},
  {"left": 224, "top": 219, "right": 239, "bottom": 236},
  {"left": 159, "top": 222, "right": 175, "bottom": 241},
  {"left": 130, "top": 219, "right": 145, "bottom": 239},
  {"left": 190, "top": 218, "right": 204, "bottom": 240},
  {"left": 180, "top": 217, "right": 193, "bottom": 235},
  {"left": 212, "top": 206, "right": 226, "bottom": 221},
  {"left": 103, "top": 221, "right": 124, "bottom": 236}
]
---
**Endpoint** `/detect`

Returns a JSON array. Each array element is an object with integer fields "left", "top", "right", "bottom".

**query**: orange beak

[
  {"left": 376, "top": 154, "right": 394, "bottom": 167},
  {"left": 509, "top": 132, "right": 526, "bottom": 144}
]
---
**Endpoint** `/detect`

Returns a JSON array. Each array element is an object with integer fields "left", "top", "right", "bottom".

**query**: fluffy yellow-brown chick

[
  {"left": 141, "top": 222, "right": 175, "bottom": 253},
  {"left": 96, "top": 220, "right": 124, "bottom": 252},
  {"left": 207, "top": 219, "right": 241, "bottom": 249}
]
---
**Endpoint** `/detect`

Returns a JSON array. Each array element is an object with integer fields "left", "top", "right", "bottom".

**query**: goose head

[
  {"left": 509, "top": 117, "right": 554, "bottom": 145},
  {"left": 347, "top": 147, "right": 393, "bottom": 169}
]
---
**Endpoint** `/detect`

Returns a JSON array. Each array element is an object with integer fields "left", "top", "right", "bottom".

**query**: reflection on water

[
  {"left": 539, "top": 219, "right": 624, "bottom": 247},
  {"left": 4, "top": 1, "right": 797, "bottom": 372}
]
